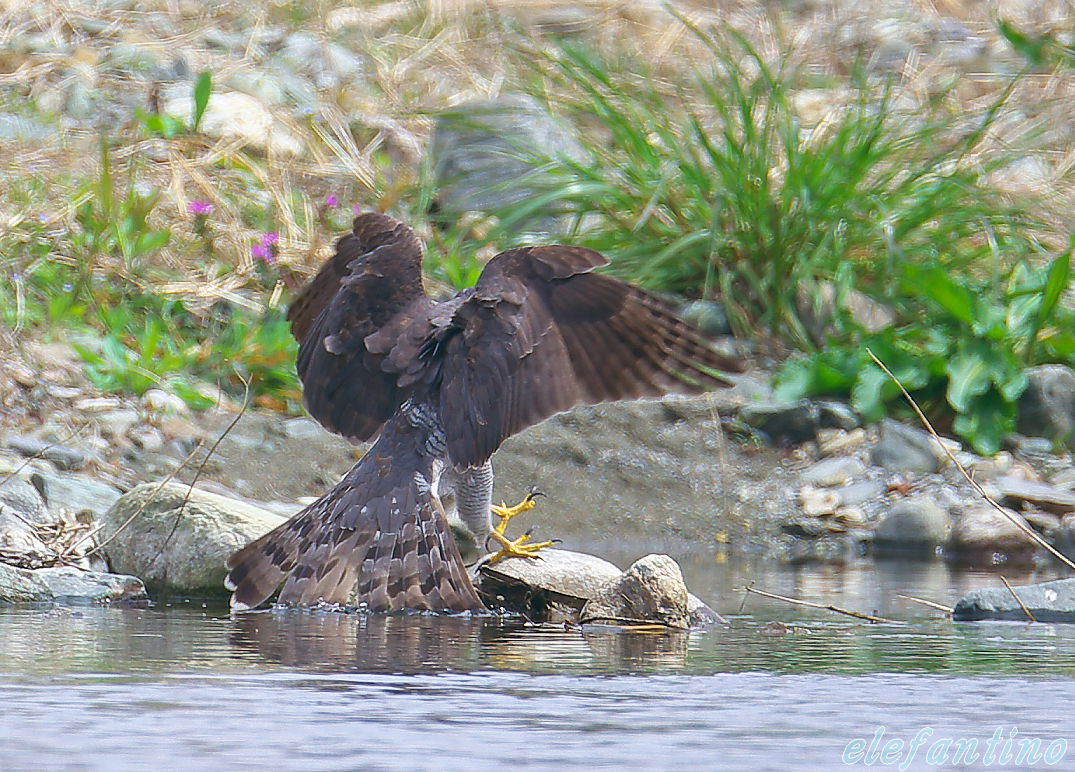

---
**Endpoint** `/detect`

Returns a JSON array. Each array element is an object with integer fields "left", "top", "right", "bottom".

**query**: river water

[{"left": 2, "top": 556, "right": 1074, "bottom": 771}]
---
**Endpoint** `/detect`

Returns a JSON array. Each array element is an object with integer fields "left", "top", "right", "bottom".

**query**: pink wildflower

[
  {"left": 188, "top": 201, "right": 214, "bottom": 216},
  {"left": 324, "top": 194, "right": 339, "bottom": 208},
  {"left": 261, "top": 232, "right": 280, "bottom": 247},
  {"left": 251, "top": 242, "right": 275, "bottom": 264}
]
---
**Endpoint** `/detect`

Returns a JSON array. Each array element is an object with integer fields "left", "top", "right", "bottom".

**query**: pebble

[
  {"left": 143, "top": 389, "right": 188, "bottom": 415},
  {"left": 801, "top": 457, "right": 865, "bottom": 487},
  {"left": 817, "top": 428, "right": 868, "bottom": 456}
]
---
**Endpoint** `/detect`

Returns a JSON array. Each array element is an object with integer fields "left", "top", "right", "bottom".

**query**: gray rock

[
  {"left": 1017, "top": 365, "right": 1075, "bottom": 448},
  {"left": 947, "top": 504, "right": 1036, "bottom": 564},
  {"left": 29, "top": 472, "right": 121, "bottom": 520},
  {"left": 580, "top": 554, "right": 692, "bottom": 629},
  {"left": 679, "top": 300, "right": 730, "bottom": 337},
  {"left": 816, "top": 401, "right": 860, "bottom": 430},
  {"left": 6, "top": 435, "right": 88, "bottom": 471},
  {"left": 0, "top": 562, "right": 146, "bottom": 604},
  {"left": 279, "top": 417, "right": 327, "bottom": 441},
  {"left": 801, "top": 456, "right": 865, "bottom": 487},
  {"left": 430, "top": 95, "right": 585, "bottom": 234},
  {"left": 98, "top": 481, "right": 286, "bottom": 596},
  {"left": 0, "top": 478, "right": 56, "bottom": 568},
  {"left": 953, "top": 578, "right": 1075, "bottom": 622},
  {"left": 870, "top": 420, "right": 941, "bottom": 475},
  {"left": 994, "top": 476, "right": 1075, "bottom": 514},
  {"left": 874, "top": 497, "right": 949, "bottom": 556},
  {"left": 739, "top": 400, "right": 819, "bottom": 444}
]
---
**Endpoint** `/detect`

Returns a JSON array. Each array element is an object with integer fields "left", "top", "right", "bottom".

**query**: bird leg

[{"left": 487, "top": 488, "right": 553, "bottom": 563}]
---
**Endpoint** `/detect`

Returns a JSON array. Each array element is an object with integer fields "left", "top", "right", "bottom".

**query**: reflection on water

[{"left": 4, "top": 558, "right": 1075, "bottom": 770}]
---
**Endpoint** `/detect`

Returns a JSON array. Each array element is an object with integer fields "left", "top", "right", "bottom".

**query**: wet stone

[
  {"left": 947, "top": 504, "right": 1036, "bottom": 564},
  {"left": 476, "top": 549, "right": 719, "bottom": 627},
  {"left": 993, "top": 476, "right": 1075, "bottom": 514},
  {"left": 580, "top": 554, "right": 692, "bottom": 629},
  {"left": 0, "top": 562, "right": 146, "bottom": 604},
  {"left": 874, "top": 497, "right": 949, "bottom": 556},
  {"left": 953, "top": 578, "right": 1075, "bottom": 622}
]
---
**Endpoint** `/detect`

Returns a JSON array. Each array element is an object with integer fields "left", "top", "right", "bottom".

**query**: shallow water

[{"left": 3, "top": 556, "right": 1075, "bottom": 771}]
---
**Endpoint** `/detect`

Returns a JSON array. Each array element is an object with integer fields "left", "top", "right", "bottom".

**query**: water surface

[{"left": 3, "top": 557, "right": 1074, "bottom": 771}]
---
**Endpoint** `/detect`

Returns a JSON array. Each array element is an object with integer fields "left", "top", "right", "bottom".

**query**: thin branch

[
  {"left": 154, "top": 375, "right": 251, "bottom": 571},
  {"left": 66, "top": 437, "right": 206, "bottom": 558},
  {"left": 896, "top": 594, "right": 954, "bottom": 614},
  {"left": 1000, "top": 575, "right": 1036, "bottom": 623},
  {"left": 742, "top": 585, "right": 894, "bottom": 623},
  {"left": 866, "top": 348, "right": 1075, "bottom": 571}
]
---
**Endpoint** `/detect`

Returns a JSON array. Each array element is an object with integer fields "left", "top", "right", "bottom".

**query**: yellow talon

[{"left": 487, "top": 489, "right": 552, "bottom": 563}]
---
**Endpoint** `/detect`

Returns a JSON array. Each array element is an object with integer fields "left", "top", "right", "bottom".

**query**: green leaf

[
  {"left": 902, "top": 264, "right": 976, "bottom": 326},
  {"left": 192, "top": 70, "right": 213, "bottom": 132},
  {"left": 953, "top": 390, "right": 1016, "bottom": 456},
  {"left": 997, "top": 19, "right": 1048, "bottom": 65},
  {"left": 850, "top": 364, "right": 891, "bottom": 421},
  {"left": 945, "top": 345, "right": 993, "bottom": 413}
]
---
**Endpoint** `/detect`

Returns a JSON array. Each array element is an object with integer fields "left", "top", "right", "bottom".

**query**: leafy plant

[
  {"left": 71, "top": 140, "right": 171, "bottom": 274},
  {"left": 775, "top": 246, "right": 1074, "bottom": 454},
  {"left": 135, "top": 69, "right": 213, "bottom": 139}
]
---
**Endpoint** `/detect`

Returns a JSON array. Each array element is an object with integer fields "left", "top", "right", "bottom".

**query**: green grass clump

[
  {"left": 508, "top": 36, "right": 1044, "bottom": 345},
  {"left": 481, "top": 28, "right": 1069, "bottom": 453}
]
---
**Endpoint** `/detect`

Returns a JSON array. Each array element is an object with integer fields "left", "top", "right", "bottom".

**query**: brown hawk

[{"left": 226, "top": 212, "right": 742, "bottom": 612}]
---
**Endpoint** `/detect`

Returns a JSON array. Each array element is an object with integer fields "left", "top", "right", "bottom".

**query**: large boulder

[
  {"left": 0, "top": 562, "right": 146, "bottom": 604},
  {"left": 98, "top": 481, "right": 286, "bottom": 596}
]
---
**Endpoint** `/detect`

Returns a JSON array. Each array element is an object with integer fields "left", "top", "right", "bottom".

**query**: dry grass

[{"left": 0, "top": 0, "right": 1072, "bottom": 350}]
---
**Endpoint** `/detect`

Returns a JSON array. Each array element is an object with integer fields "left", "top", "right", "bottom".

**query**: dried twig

[
  {"left": 154, "top": 375, "right": 252, "bottom": 572},
  {"left": 896, "top": 594, "right": 954, "bottom": 614},
  {"left": 742, "top": 585, "right": 894, "bottom": 623},
  {"left": 866, "top": 348, "right": 1075, "bottom": 571},
  {"left": 1000, "top": 575, "right": 1036, "bottom": 623}
]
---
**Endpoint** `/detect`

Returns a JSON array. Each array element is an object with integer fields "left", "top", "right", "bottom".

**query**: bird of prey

[{"left": 226, "top": 212, "right": 742, "bottom": 612}]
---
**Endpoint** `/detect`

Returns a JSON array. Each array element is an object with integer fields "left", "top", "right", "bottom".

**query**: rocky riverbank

[{"left": 5, "top": 349, "right": 1075, "bottom": 616}]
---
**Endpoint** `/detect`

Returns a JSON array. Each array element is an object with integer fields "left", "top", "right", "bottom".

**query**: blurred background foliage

[{"left": 0, "top": 0, "right": 1072, "bottom": 451}]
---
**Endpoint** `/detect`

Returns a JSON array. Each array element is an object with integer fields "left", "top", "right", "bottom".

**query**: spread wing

[
  {"left": 438, "top": 246, "right": 745, "bottom": 468},
  {"left": 287, "top": 213, "right": 427, "bottom": 442}
]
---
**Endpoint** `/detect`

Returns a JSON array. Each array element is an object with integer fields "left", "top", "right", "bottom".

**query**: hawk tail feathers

[{"left": 226, "top": 424, "right": 485, "bottom": 613}]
